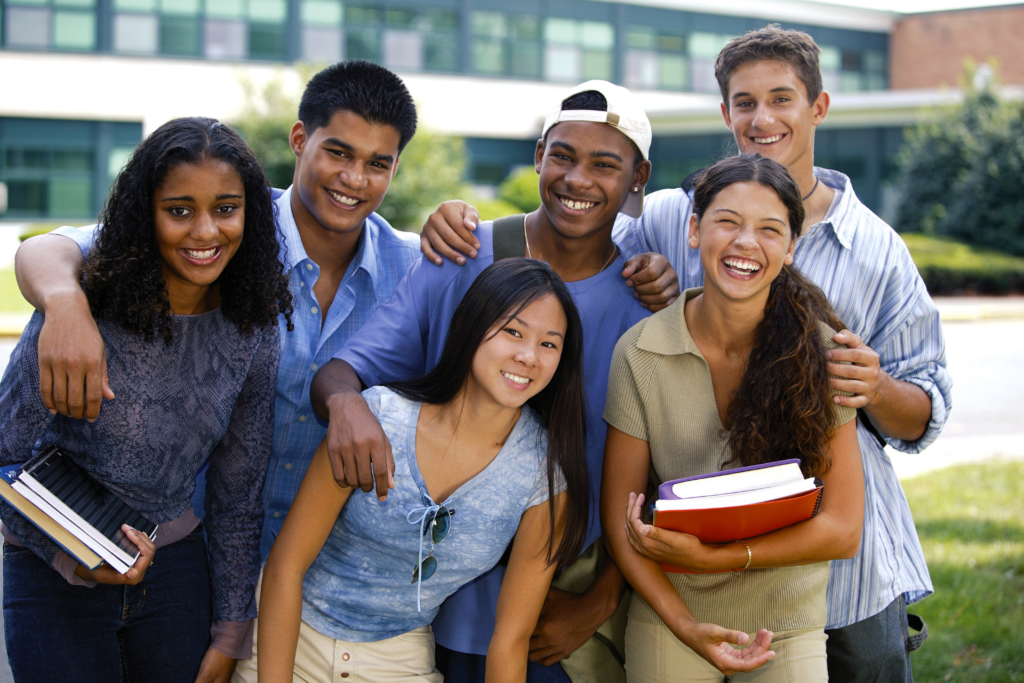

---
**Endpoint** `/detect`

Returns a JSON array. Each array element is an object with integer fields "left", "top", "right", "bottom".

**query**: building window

[
  {"left": 301, "top": 0, "right": 343, "bottom": 62},
  {"left": 688, "top": 32, "right": 734, "bottom": 93},
  {"left": 543, "top": 17, "right": 613, "bottom": 82},
  {"left": 378, "top": 7, "right": 458, "bottom": 72},
  {"left": 624, "top": 25, "right": 687, "bottom": 91},
  {"left": 820, "top": 44, "right": 888, "bottom": 93},
  {"left": 4, "top": 0, "right": 97, "bottom": 51}
]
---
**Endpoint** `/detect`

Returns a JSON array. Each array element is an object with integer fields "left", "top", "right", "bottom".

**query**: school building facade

[{"left": 0, "top": 0, "right": 1019, "bottom": 224}]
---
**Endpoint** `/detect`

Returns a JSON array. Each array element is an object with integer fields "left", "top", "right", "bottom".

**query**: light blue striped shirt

[
  {"left": 613, "top": 168, "right": 952, "bottom": 629},
  {"left": 53, "top": 187, "right": 421, "bottom": 559}
]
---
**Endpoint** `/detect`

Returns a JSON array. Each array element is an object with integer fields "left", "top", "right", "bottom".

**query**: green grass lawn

[{"left": 905, "top": 460, "right": 1024, "bottom": 682}]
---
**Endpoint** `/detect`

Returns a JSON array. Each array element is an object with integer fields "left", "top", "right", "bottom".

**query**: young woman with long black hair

[
  {"left": 0, "top": 117, "right": 292, "bottom": 683},
  {"left": 602, "top": 155, "right": 865, "bottom": 682},
  {"left": 236, "top": 259, "right": 590, "bottom": 683}
]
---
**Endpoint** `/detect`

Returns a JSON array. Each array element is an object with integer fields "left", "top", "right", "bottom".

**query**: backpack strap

[{"left": 492, "top": 214, "right": 527, "bottom": 262}]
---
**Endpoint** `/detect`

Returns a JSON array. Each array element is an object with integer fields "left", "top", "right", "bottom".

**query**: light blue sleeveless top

[{"left": 300, "top": 386, "right": 562, "bottom": 642}]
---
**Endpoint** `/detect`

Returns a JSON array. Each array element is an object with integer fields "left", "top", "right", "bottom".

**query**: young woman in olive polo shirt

[{"left": 601, "top": 155, "right": 864, "bottom": 683}]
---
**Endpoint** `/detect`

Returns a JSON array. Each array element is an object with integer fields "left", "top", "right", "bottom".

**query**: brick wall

[{"left": 890, "top": 6, "right": 1024, "bottom": 89}]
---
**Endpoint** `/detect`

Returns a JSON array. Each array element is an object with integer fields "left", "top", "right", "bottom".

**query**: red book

[{"left": 652, "top": 461, "right": 824, "bottom": 574}]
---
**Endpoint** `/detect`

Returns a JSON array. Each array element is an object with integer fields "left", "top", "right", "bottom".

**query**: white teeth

[
  {"left": 328, "top": 189, "right": 359, "bottom": 206},
  {"left": 724, "top": 257, "right": 761, "bottom": 273},
  {"left": 559, "top": 197, "right": 595, "bottom": 211},
  {"left": 184, "top": 247, "right": 218, "bottom": 260},
  {"left": 501, "top": 371, "right": 530, "bottom": 385},
  {"left": 753, "top": 134, "right": 783, "bottom": 144}
]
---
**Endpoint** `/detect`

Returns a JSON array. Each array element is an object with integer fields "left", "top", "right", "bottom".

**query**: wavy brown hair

[
  {"left": 693, "top": 155, "right": 844, "bottom": 477},
  {"left": 82, "top": 117, "right": 293, "bottom": 345}
]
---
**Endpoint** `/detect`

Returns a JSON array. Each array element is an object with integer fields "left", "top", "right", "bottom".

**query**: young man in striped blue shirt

[{"left": 422, "top": 26, "right": 952, "bottom": 683}]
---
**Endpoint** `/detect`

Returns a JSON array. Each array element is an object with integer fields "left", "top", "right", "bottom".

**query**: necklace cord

[
  {"left": 801, "top": 177, "right": 820, "bottom": 203},
  {"left": 524, "top": 222, "right": 618, "bottom": 274}
]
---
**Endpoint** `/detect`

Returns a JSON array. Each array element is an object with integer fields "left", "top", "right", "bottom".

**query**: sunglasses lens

[
  {"left": 431, "top": 508, "right": 452, "bottom": 544},
  {"left": 411, "top": 555, "right": 438, "bottom": 583}
]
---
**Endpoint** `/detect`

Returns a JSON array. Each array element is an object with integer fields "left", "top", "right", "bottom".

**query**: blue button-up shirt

[
  {"left": 613, "top": 168, "right": 953, "bottom": 629},
  {"left": 259, "top": 187, "right": 419, "bottom": 557},
  {"left": 53, "top": 187, "right": 420, "bottom": 559}
]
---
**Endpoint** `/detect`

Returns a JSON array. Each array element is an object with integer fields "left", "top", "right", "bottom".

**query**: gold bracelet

[{"left": 733, "top": 540, "right": 752, "bottom": 572}]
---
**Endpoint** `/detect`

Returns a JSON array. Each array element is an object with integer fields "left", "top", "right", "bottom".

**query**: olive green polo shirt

[{"left": 604, "top": 288, "right": 856, "bottom": 633}]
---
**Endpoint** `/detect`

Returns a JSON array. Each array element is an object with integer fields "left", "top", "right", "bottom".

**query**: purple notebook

[{"left": 657, "top": 459, "right": 803, "bottom": 501}]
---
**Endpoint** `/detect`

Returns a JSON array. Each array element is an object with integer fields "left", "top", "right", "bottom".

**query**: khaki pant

[
  {"left": 624, "top": 618, "right": 827, "bottom": 683},
  {"left": 232, "top": 572, "right": 443, "bottom": 683}
]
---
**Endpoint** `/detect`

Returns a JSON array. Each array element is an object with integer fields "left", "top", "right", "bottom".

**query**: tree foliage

[
  {"left": 231, "top": 68, "right": 469, "bottom": 231},
  {"left": 894, "top": 63, "right": 1024, "bottom": 256}
]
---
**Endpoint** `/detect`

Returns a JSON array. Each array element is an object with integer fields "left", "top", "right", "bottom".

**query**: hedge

[{"left": 903, "top": 233, "right": 1024, "bottom": 295}]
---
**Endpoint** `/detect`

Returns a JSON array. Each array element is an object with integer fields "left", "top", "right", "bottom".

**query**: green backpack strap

[{"left": 492, "top": 214, "right": 527, "bottom": 262}]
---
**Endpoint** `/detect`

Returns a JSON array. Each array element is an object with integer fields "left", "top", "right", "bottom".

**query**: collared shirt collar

[
  {"left": 273, "top": 185, "right": 386, "bottom": 299},
  {"left": 810, "top": 167, "right": 858, "bottom": 250},
  {"left": 636, "top": 287, "right": 703, "bottom": 356}
]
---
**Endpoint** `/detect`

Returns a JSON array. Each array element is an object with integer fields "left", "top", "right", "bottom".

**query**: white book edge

[
  {"left": 12, "top": 481, "right": 131, "bottom": 573},
  {"left": 15, "top": 475, "right": 137, "bottom": 569},
  {"left": 657, "top": 477, "right": 818, "bottom": 511},
  {"left": 0, "top": 478, "right": 104, "bottom": 569},
  {"left": 670, "top": 463, "right": 805, "bottom": 500}
]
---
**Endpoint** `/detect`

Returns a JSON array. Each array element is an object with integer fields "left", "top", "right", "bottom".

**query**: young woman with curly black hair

[
  {"left": 602, "top": 155, "right": 865, "bottom": 682},
  {"left": 0, "top": 116, "right": 292, "bottom": 683}
]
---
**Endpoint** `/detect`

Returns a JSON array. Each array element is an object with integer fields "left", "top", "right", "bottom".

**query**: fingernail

[
  {"left": 434, "top": 258, "right": 442, "bottom": 266},
  {"left": 473, "top": 242, "right": 480, "bottom": 249},
  {"left": 457, "top": 257, "right": 465, "bottom": 265},
  {"left": 469, "top": 250, "right": 477, "bottom": 258},
  {"left": 48, "top": 409, "right": 57, "bottom": 415},
  {"left": 378, "top": 495, "right": 388, "bottom": 502}
]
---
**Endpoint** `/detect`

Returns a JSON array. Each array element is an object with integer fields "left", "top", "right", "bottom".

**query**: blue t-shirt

[
  {"left": 337, "top": 220, "right": 650, "bottom": 654},
  {"left": 301, "top": 386, "right": 559, "bottom": 642}
]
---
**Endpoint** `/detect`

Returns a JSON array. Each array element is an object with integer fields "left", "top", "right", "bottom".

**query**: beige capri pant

[
  {"left": 624, "top": 618, "right": 827, "bottom": 683},
  {"left": 232, "top": 572, "right": 444, "bottom": 683}
]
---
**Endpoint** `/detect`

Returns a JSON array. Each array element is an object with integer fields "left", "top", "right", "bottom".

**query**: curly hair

[
  {"left": 692, "top": 155, "right": 844, "bottom": 478},
  {"left": 82, "top": 117, "right": 293, "bottom": 345}
]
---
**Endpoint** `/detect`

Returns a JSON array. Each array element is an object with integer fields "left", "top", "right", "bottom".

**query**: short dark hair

[
  {"left": 298, "top": 60, "right": 417, "bottom": 153},
  {"left": 544, "top": 90, "right": 643, "bottom": 166},
  {"left": 84, "top": 117, "right": 293, "bottom": 345},
  {"left": 388, "top": 259, "right": 589, "bottom": 569},
  {"left": 715, "top": 25, "right": 823, "bottom": 109}
]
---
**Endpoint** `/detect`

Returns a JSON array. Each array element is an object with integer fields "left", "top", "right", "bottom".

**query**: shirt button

[
  {"left": 299, "top": 281, "right": 305, "bottom": 288},
  {"left": 311, "top": 363, "right": 318, "bottom": 371},
  {"left": 311, "top": 306, "right": 318, "bottom": 315},
  {"left": 306, "top": 263, "right": 313, "bottom": 271},
  {"left": 342, "top": 653, "right": 350, "bottom": 662},
  {"left": 341, "top": 674, "right": 349, "bottom": 679},
  {"left": 273, "top": 511, "right": 281, "bottom": 518},
  {"left": 284, "top": 463, "right": 292, "bottom": 470},
  {"left": 299, "top": 415, "right": 307, "bottom": 422}
]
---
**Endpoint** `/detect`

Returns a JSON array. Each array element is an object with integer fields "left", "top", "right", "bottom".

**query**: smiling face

[
  {"left": 721, "top": 60, "right": 829, "bottom": 179},
  {"left": 290, "top": 109, "right": 401, "bottom": 238},
  {"left": 152, "top": 158, "right": 245, "bottom": 312},
  {"left": 688, "top": 181, "right": 796, "bottom": 305},
  {"left": 465, "top": 294, "right": 568, "bottom": 412},
  {"left": 535, "top": 121, "right": 650, "bottom": 240}
]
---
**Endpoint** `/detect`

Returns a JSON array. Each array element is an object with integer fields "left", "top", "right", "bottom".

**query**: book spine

[
  {"left": 810, "top": 481, "right": 824, "bottom": 518},
  {"left": 16, "top": 476, "right": 136, "bottom": 568},
  {"left": 11, "top": 482, "right": 129, "bottom": 573}
]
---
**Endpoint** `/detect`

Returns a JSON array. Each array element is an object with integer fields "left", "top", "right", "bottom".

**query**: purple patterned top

[{"left": 0, "top": 309, "right": 278, "bottom": 625}]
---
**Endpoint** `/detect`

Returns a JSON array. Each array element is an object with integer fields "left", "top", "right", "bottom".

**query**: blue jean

[
  {"left": 3, "top": 526, "right": 212, "bottom": 683},
  {"left": 435, "top": 643, "right": 573, "bottom": 683},
  {"left": 825, "top": 595, "right": 925, "bottom": 683}
]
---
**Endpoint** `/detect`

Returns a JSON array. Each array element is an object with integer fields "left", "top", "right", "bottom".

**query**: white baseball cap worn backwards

[{"left": 541, "top": 80, "right": 652, "bottom": 218}]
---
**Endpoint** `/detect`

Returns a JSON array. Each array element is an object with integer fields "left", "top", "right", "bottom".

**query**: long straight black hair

[{"left": 388, "top": 259, "right": 589, "bottom": 569}]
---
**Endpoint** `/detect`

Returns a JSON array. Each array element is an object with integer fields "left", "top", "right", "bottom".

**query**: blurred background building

[{"left": 0, "top": 0, "right": 1021, "bottom": 224}]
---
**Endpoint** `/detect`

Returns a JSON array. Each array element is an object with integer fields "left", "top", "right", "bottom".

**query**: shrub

[
  {"left": 498, "top": 166, "right": 541, "bottom": 213},
  {"left": 902, "top": 233, "right": 1024, "bottom": 295}
]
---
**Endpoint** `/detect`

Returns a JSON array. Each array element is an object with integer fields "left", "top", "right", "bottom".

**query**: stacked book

[
  {"left": 0, "top": 445, "right": 158, "bottom": 573},
  {"left": 653, "top": 459, "right": 823, "bottom": 574}
]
